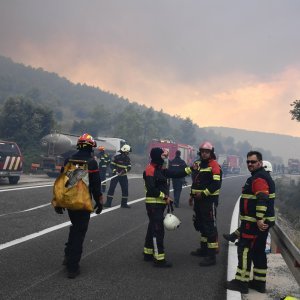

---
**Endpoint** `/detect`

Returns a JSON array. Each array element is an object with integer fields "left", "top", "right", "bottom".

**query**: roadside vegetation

[{"left": 275, "top": 176, "right": 300, "bottom": 247}]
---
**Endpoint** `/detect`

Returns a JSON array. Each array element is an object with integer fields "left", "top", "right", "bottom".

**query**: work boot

[
  {"left": 226, "top": 279, "right": 249, "bottom": 294},
  {"left": 249, "top": 280, "right": 266, "bottom": 293},
  {"left": 67, "top": 268, "right": 80, "bottom": 279},
  {"left": 190, "top": 248, "right": 207, "bottom": 257},
  {"left": 153, "top": 259, "right": 173, "bottom": 268},
  {"left": 223, "top": 232, "right": 238, "bottom": 243},
  {"left": 104, "top": 197, "right": 112, "bottom": 207},
  {"left": 199, "top": 255, "right": 216, "bottom": 266},
  {"left": 121, "top": 199, "right": 130, "bottom": 208}
]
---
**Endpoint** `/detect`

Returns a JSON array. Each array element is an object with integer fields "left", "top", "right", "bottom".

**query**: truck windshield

[{"left": 0, "top": 142, "right": 20, "bottom": 155}]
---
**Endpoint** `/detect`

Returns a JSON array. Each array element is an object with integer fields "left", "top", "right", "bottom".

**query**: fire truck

[
  {"left": 217, "top": 154, "right": 241, "bottom": 174},
  {"left": 39, "top": 133, "right": 119, "bottom": 177},
  {"left": 0, "top": 140, "right": 23, "bottom": 184},
  {"left": 147, "top": 139, "right": 196, "bottom": 165}
]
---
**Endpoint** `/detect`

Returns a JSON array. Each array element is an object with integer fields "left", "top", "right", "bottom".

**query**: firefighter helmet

[
  {"left": 263, "top": 160, "right": 273, "bottom": 172},
  {"left": 98, "top": 146, "right": 105, "bottom": 151},
  {"left": 77, "top": 133, "right": 97, "bottom": 148},
  {"left": 163, "top": 213, "right": 181, "bottom": 231},
  {"left": 199, "top": 141, "right": 214, "bottom": 151},
  {"left": 120, "top": 144, "right": 131, "bottom": 153}
]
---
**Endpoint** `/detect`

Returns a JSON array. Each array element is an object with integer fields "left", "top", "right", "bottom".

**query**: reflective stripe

[
  {"left": 200, "top": 236, "right": 207, "bottom": 242},
  {"left": 256, "top": 212, "right": 265, "bottom": 218},
  {"left": 253, "top": 275, "right": 266, "bottom": 282},
  {"left": 191, "top": 189, "right": 205, "bottom": 194},
  {"left": 145, "top": 197, "right": 166, "bottom": 204},
  {"left": 240, "top": 215, "right": 256, "bottom": 222},
  {"left": 144, "top": 247, "right": 153, "bottom": 255},
  {"left": 236, "top": 267, "right": 250, "bottom": 276},
  {"left": 241, "top": 194, "right": 257, "bottom": 199},
  {"left": 213, "top": 174, "right": 220, "bottom": 180},
  {"left": 253, "top": 268, "right": 267, "bottom": 274},
  {"left": 185, "top": 167, "right": 192, "bottom": 175},
  {"left": 207, "top": 242, "right": 218, "bottom": 249},
  {"left": 256, "top": 206, "right": 267, "bottom": 212}
]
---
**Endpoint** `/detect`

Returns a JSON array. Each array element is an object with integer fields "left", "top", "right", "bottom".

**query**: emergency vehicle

[
  {"left": 147, "top": 139, "right": 196, "bottom": 165},
  {"left": 0, "top": 140, "right": 23, "bottom": 184},
  {"left": 39, "top": 133, "right": 121, "bottom": 177},
  {"left": 217, "top": 154, "right": 241, "bottom": 174}
]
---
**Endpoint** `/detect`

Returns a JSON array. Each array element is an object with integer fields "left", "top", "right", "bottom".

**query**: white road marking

[{"left": 0, "top": 174, "right": 244, "bottom": 252}]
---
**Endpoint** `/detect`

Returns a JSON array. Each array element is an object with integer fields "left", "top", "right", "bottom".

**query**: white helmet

[
  {"left": 164, "top": 213, "right": 181, "bottom": 231},
  {"left": 263, "top": 160, "right": 273, "bottom": 172},
  {"left": 120, "top": 144, "right": 131, "bottom": 153}
]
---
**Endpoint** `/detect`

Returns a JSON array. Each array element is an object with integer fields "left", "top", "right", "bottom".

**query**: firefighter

[
  {"left": 55, "top": 133, "right": 103, "bottom": 279},
  {"left": 104, "top": 144, "right": 132, "bottom": 208},
  {"left": 143, "top": 147, "right": 191, "bottom": 267},
  {"left": 226, "top": 151, "right": 275, "bottom": 294},
  {"left": 169, "top": 150, "right": 187, "bottom": 208},
  {"left": 98, "top": 146, "right": 111, "bottom": 192},
  {"left": 222, "top": 160, "right": 229, "bottom": 177},
  {"left": 189, "top": 141, "right": 222, "bottom": 266},
  {"left": 223, "top": 160, "right": 273, "bottom": 244}
]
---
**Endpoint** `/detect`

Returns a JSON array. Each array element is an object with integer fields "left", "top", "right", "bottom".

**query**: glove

[
  {"left": 94, "top": 202, "right": 103, "bottom": 214},
  {"left": 55, "top": 207, "right": 64, "bottom": 214},
  {"left": 118, "top": 170, "right": 126, "bottom": 175}
]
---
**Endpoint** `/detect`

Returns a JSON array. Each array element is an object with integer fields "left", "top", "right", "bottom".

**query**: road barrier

[{"left": 270, "top": 223, "right": 300, "bottom": 286}]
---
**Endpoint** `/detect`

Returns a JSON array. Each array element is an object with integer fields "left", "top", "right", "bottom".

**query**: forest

[{"left": 0, "top": 55, "right": 280, "bottom": 170}]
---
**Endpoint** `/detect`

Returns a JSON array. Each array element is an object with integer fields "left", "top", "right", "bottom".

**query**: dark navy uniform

[{"left": 105, "top": 152, "right": 131, "bottom": 208}]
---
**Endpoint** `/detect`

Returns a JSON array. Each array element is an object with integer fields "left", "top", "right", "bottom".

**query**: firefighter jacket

[
  {"left": 110, "top": 153, "right": 131, "bottom": 176},
  {"left": 190, "top": 158, "right": 222, "bottom": 197},
  {"left": 98, "top": 152, "right": 111, "bottom": 169},
  {"left": 239, "top": 167, "right": 275, "bottom": 234},
  {"left": 143, "top": 162, "right": 191, "bottom": 204}
]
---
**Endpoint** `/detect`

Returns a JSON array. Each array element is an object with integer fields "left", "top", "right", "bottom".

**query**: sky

[{"left": 1, "top": 0, "right": 300, "bottom": 137}]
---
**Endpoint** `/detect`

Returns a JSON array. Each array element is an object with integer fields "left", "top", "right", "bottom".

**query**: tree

[
  {"left": 290, "top": 100, "right": 300, "bottom": 121},
  {"left": 0, "top": 96, "right": 55, "bottom": 170},
  {"left": 178, "top": 117, "right": 196, "bottom": 145}
]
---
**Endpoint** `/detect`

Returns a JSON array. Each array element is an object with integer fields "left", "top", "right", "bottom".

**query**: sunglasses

[{"left": 246, "top": 160, "right": 258, "bottom": 164}]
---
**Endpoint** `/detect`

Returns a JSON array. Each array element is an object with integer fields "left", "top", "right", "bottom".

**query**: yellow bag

[{"left": 52, "top": 159, "right": 93, "bottom": 212}]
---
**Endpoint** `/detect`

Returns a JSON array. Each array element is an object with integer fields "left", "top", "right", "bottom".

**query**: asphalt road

[{"left": 0, "top": 174, "right": 246, "bottom": 300}]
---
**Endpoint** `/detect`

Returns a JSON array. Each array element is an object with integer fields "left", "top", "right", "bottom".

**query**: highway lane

[{"left": 0, "top": 175, "right": 246, "bottom": 300}]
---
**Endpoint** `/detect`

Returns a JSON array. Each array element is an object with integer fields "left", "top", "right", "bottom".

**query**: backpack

[{"left": 52, "top": 159, "right": 93, "bottom": 212}]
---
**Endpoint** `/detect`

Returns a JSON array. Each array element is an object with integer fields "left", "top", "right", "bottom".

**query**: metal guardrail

[{"left": 270, "top": 223, "right": 300, "bottom": 286}]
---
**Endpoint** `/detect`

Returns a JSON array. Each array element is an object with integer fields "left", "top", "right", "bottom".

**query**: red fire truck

[{"left": 147, "top": 139, "right": 196, "bottom": 165}]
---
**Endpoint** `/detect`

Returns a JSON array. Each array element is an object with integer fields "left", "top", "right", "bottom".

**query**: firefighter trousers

[
  {"left": 235, "top": 228, "right": 269, "bottom": 282},
  {"left": 144, "top": 204, "right": 166, "bottom": 261},
  {"left": 193, "top": 196, "right": 219, "bottom": 256},
  {"left": 107, "top": 175, "right": 129, "bottom": 204},
  {"left": 64, "top": 210, "right": 90, "bottom": 272},
  {"left": 99, "top": 167, "right": 107, "bottom": 192}
]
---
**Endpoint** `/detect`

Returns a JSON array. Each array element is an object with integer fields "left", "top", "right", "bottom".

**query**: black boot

[
  {"left": 199, "top": 255, "right": 216, "bottom": 266},
  {"left": 104, "top": 197, "right": 112, "bottom": 207},
  {"left": 121, "top": 199, "right": 130, "bottom": 208},
  {"left": 226, "top": 279, "right": 249, "bottom": 294},
  {"left": 153, "top": 259, "right": 172, "bottom": 268},
  {"left": 223, "top": 232, "right": 238, "bottom": 243},
  {"left": 249, "top": 280, "right": 266, "bottom": 293},
  {"left": 190, "top": 248, "right": 207, "bottom": 257}
]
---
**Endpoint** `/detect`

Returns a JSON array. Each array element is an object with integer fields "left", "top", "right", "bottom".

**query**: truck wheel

[{"left": 9, "top": 176, "right": 20, "bottom": 184}]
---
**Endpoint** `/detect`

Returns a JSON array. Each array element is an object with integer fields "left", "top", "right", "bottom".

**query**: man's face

[
  {"left": 200, "top": 149, "right": 211, "bottom": 160},
  {"left": 246, "top": 154, "right": 262, "bottom": 172}
]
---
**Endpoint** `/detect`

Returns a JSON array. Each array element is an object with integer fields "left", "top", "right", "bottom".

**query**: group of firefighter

[{"left": 55, "top": 133, "right": 275, "bottom": 295}]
